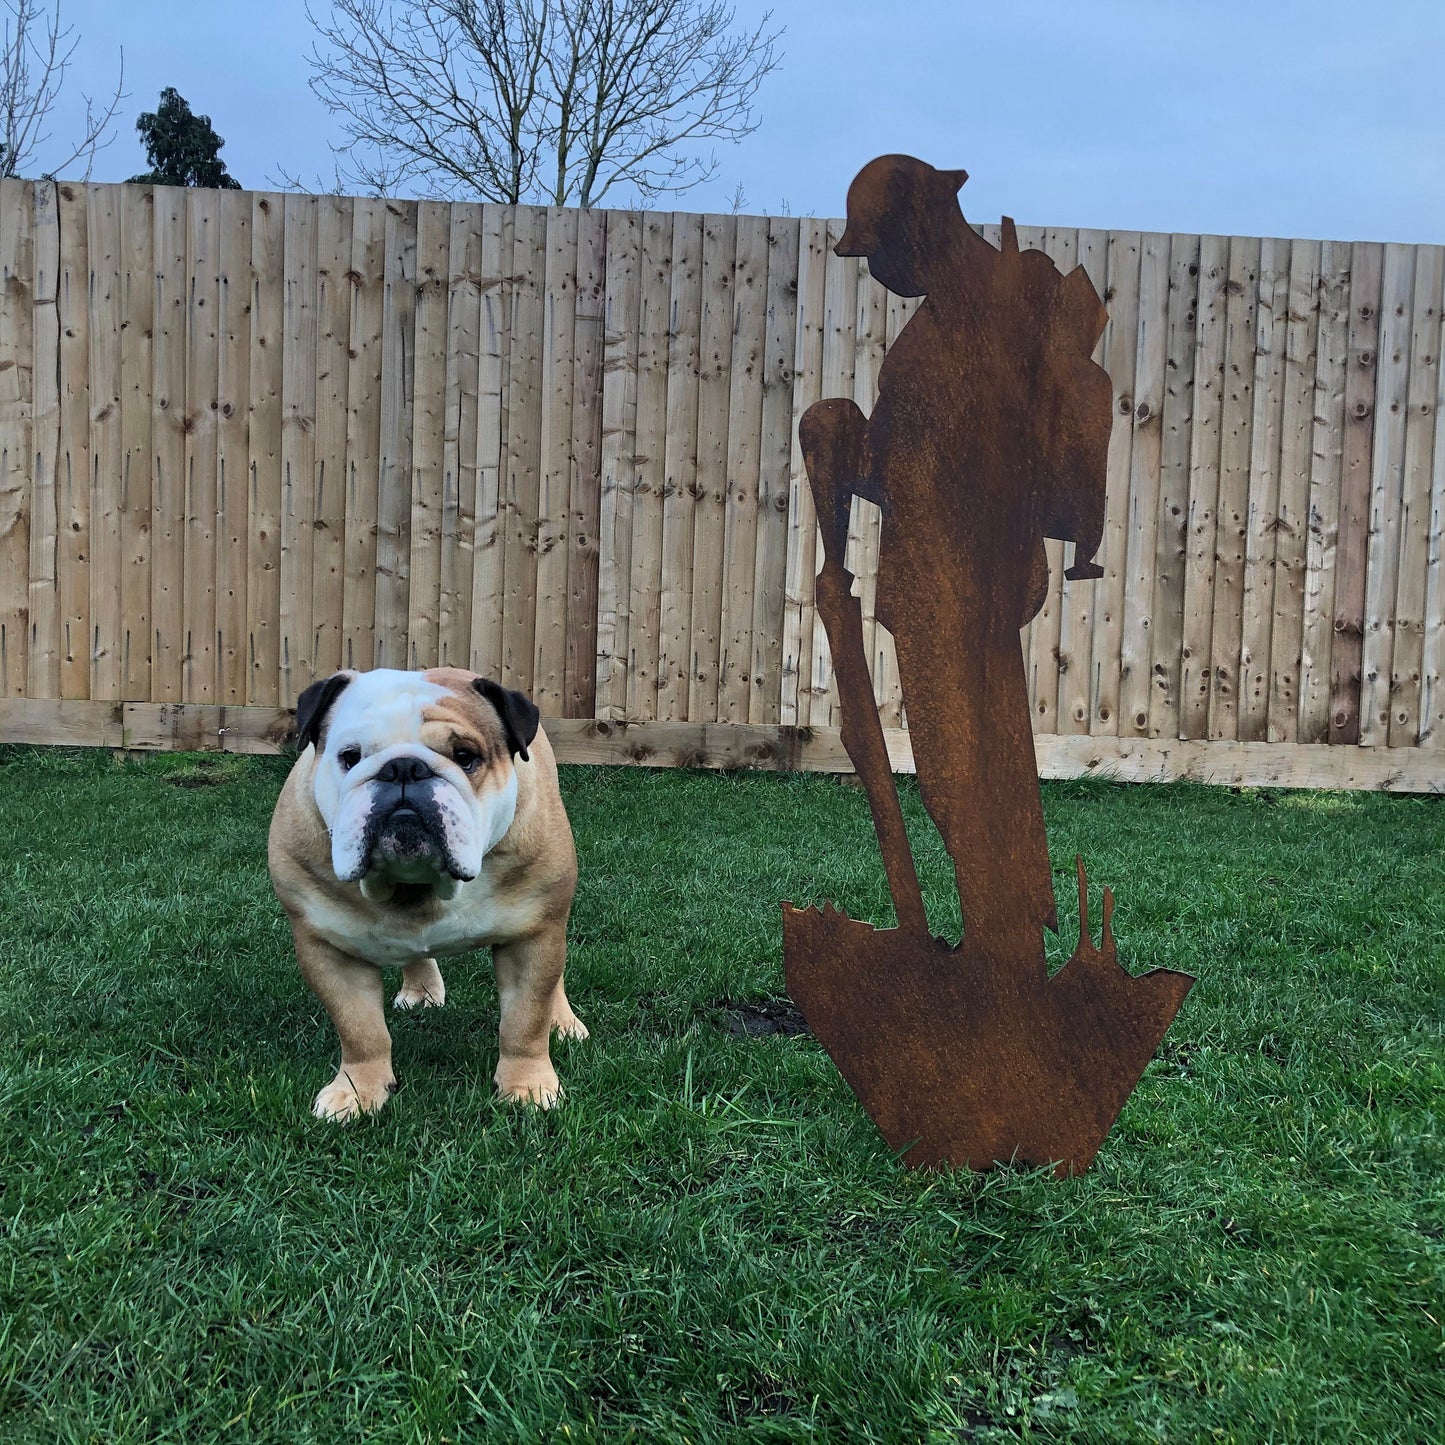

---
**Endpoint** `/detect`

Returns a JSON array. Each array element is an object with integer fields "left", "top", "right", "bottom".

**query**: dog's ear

[
  {"left": 473, "top": 678, "right": 541, "bottom": 762},
  {"left": 295, "top": 672, "right": 353, "bottom": 750}
]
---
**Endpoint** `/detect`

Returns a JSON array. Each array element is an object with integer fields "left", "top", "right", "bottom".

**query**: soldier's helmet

[{"left": 834, "top": 155, "right": 970, "bottom": 296}]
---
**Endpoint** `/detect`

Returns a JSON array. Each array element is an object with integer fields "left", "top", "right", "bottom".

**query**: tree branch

[
  {"left": 1, "top": 0, "right": 124, "bottom": 179},
  {"left": 301, "top": 0, "right": 782, "bottom": 207}
]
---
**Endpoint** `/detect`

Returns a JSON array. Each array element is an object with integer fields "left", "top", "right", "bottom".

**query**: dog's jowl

[{"left": 268, "top": 667, "right": 585, "bottom": 1121}]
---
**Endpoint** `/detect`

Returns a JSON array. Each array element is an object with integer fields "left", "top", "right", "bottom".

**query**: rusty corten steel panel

[{"left": 783, "top": 155, "right": 1193, "bottom": 1177}]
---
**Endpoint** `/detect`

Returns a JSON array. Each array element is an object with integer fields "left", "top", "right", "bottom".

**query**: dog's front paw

[
  {"left": 312, "top": 1069, "right": 396, "bottom": 1122},
  {"left": 495, "top": 1059, "right": 560, "bottom": 1109}
]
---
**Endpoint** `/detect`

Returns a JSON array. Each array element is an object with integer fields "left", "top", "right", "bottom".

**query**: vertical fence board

[
  {"left": 564, "top": 207, "right": 606, "bottom": 717},
  {"left": 439, "top": 203, "right": 483, "bottom": 670},
  {"left": 1421, "top": 253, "right": 1445, "bottom": 747},
  {"left": 657, "top": 213, "right": 703, "bottom": 723},
  {"left": 308, "top": 197, "right": 351, "bottom": 681},
  {"left": 181, "top": 190, "right": 219, "bottom": 703},
  {"left": 215, "top": 189, "right": 251, "bottom": 704},
  {"left": 715, "top": 216, "right": 769, "bottom": 724},
  {"left": 1119, "top": 232, "right": 1168, "bottom": 737},
  {"left": 625, "top": 213, "right": 673, "bottom": 721},
  {"left": 246, "top": 192, "right": 284, "bottom": 706},
  {"left": 1298, "top": 240, "right": 1350, "bottom": 742},
  {"left": 1148, "top": 234, "right": 1201, "bottom": 739},
  {"left": 687, "top": 213, "right": 736, "bottom": 722},
  {"left": 468, "top": 204, "right": 509, "bottom": 679},
  {"left": 1178, "top": 236, "right": 1229, "bottom": 740},
  {"left": 1206, "top": 235, "right": 1261, "bottom": 739},
  {"left": 150, "top": 187, "right": 187, "bottom": 702},
  {"left": 749, "top": 215, "right": 799, "bottom": 725},
  {"left": 533, "top": 207, "right": 578, "bottom": 711},
  {"left": 1360, "top": 244, "right": 1417, "bottom": 744},
  {"left": 341, "top": 199, "right": 385, "bottom": 675},
  {"left": 594, "top": 210, "right": 641, "bottom": 719},
  {"left": 1387, "top": 245, "right": 1443, "bottom": 746},
  {"left": 56, "top": 184, "right": 90, "bottom": 699},
  {"left": 500, "top": 206, "right": 547, "bottom": 689},
  {"left": 717, "top": 214, "right": 769, "bottom": 724},
  {"left": 27, "top": 182, "right": 60, "bottom": 700},
  {"left": 405, "top": 200, "right": 449, "bottom": 669},
  {"left": 1238, "top": 237, "right": 1290, "bottom": 740},
  {"left": 1089, "top": 231, "right": 1141, "bottom": 734},
  {"left": 1331, "top": 242, "right": 1383, "bottom": 743},
  {"left": 118, "top": 187, "right": 153, "bottom": 701},
  {"left": 1267, "top": 238, "right": 1321, "bottom": 742},
  {"left": 0, "top": 180, "right": 33, "bottom": 696},
  {"left": 375, "top": 200, "right": 417, "bottom": 669},
  {"left": 87, "top": 185, "right": 123, "bottom": 700},
  {"left": 279, "top": 196, "right": 318, "bottom": 703}
]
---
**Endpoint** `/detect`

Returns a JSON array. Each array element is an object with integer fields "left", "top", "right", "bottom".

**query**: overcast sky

[{"left": 26, "top": 0, "right": 1445, "bottom": 243}]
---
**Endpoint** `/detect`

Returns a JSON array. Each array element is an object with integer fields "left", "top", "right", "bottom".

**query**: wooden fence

[{"left": 2, "top": 179, "right": 1444, "bottom": 790}]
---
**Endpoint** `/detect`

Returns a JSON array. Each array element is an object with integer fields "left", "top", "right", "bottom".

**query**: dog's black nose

[{"left": 376, "top": 755, "right": 434, "bottom": 785}]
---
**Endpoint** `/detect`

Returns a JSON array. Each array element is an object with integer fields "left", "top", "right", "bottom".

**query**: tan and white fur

[{"left": 268, "top": 667, "right": 584, "bottom": 1121}]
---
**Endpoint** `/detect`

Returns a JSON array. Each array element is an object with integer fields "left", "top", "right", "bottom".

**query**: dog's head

[{"left": 294, "top": 667, "right": 541, "bottom": 903}]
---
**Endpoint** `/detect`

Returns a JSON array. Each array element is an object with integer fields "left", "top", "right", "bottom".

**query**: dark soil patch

[
  {"left": 956, "top": 1403, "right": 1014, "bottom": 1439},
  {"left": 723, "top": 1372, "right": 797, "bottom": 1420},
  {"left": 160, "top": 756, "right": 242, "bottom": 787},
  {"left": 713, "top": 996, "right": 811, "bottom": 1038}
]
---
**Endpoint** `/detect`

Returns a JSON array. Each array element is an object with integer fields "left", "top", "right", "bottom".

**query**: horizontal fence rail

[{"left": 2, "top": 179, "right": 1444, "bottom": 789}]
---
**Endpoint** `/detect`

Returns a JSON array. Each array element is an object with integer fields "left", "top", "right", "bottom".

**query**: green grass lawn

[{"left": 1, "top": 747, "right": 1442, "bottom": 1443}]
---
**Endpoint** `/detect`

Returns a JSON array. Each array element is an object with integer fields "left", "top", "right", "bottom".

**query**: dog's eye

[
  {"left": 453, "top": 748, "right": 481, "bottom": 773},
  {"left": 338, "top": 746, "right": 362, "bottom": 771}
]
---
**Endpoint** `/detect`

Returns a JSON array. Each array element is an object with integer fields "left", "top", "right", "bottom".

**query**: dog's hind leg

[{"left": 394, "top": 957, "right": 446, "bottom": 1010}]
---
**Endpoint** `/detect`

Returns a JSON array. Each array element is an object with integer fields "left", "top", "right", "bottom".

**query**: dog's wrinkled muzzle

[
  {"left": 367, "top": 755, "right": 449, "bottom": 871},
  {"left": 330, "top": 747, "right": 482, "bottom": 888}
]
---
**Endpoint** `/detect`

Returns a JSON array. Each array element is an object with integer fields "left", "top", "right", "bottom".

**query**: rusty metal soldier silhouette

[{"left": 784, "top": 156, "right": 1192, "bottom": 1175}]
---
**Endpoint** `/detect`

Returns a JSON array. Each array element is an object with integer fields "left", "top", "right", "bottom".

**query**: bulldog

[{"left": 268, "top": 667, "right": 585, "bottom": 1121}]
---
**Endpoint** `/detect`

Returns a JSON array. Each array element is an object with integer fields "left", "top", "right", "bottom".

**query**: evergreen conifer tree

[{"left": 128, "top": 87, "right": 240, "bottom": 188}]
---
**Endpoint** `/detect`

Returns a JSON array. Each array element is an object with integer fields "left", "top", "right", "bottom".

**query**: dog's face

[{"left": 293, "top": 668, "right": 541, "bottom": 903}]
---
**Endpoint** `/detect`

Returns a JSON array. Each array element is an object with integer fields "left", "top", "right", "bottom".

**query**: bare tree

[
  {"left": 0, "top": 0, "right": 124, "bottom": 179},
  {"left": 303, "top": 0, "right": 780, "bottom": 205}
]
